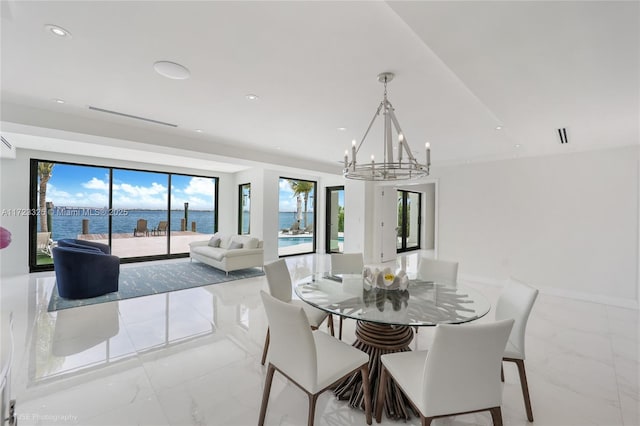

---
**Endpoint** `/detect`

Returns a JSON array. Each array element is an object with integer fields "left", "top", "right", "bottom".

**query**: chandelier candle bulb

[
  {"left": 351, "top": 140, "right": 357, "bottom": 166},
  {"left": 344, "top": 150, "right": 348, "bottom": 169},
  {"left": 371, "top": 155, "right": 375, "bottom": 171},
  {"left": 398, "top": 134, "right": 404, "bottom": 163},
  {"left": 426, "top": 142, "right": 431, "bottom": 167}
]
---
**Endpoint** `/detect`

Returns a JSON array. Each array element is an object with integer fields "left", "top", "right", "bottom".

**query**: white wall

[{"left": 433, "top": 145, "right": 639, "bottom": 307}]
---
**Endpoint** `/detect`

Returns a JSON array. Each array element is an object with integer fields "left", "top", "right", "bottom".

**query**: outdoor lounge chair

[
  {"left": 154, "top": 221, "right": 168, "bottom": 236},
  {"left": 289, "top": 221, "right": 302, "bottom": 235},
  {"left": 133, "top": 219, "right": 149, "bottom": 237},
  {"left": 36, "top": 231, "right": 54, "bottom": 257}
]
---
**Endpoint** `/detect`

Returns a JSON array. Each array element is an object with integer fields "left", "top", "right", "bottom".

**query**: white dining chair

[
  {"left": 417, "top": 257, "right": 459, "bottom": 285},
  {"left": 259, "top": 291, "right": 372, "bottom": 426},
  {"left": 330, "top": 252, "right": 364, "bottom": 340},
  {"left": 375, "top": 319, "right": 514, "bottom": 426},
  {"left": 261, "top": 259, "right": 333, "bottom": 365},
  {"left": 496, "top": 278, "right": 539, "bottom": 422}
]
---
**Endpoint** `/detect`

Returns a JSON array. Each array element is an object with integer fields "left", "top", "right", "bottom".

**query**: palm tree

[
  {"left": 38, "top": 162, "right": 54, "bottom": 232},
  {"left": 289, "top": 180, "right": 314, "bottom": 228}
]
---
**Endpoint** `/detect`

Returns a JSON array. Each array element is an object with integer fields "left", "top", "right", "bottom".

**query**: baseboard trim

[{"left": 458, "top": 273, "right": 639, "bottom": 310}]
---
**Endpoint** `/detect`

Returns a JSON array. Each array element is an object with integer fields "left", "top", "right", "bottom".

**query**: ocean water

[{"left": 40, "top": 209, "right": 314, "bottom": 240}]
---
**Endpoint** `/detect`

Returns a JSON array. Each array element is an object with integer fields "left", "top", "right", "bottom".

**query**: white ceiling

[{"left": 1, "top": 1, "right": 638, "bottom": 174}]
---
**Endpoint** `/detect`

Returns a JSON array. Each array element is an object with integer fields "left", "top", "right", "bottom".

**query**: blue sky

[
  {"left": 278, "top": 178, "right": 316, "bottom": 213},
  {"left": 44, "top": 164, "right": 216, "bottom": 210}
]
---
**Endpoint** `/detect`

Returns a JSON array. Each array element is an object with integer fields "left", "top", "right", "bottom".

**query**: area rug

[{"left": 48, "top": 261, "right": 264, "bottom": 312}]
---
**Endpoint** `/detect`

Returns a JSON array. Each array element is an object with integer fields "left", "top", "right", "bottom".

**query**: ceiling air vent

[
  {"left": 1, "top": 136, "right": 12, "bottom": 149},
  {"left": 88, "top": 106, "right": 178, "bottom": 127},
  {"left": 557, "top": 128, "right": 568, "bottom": 144}
]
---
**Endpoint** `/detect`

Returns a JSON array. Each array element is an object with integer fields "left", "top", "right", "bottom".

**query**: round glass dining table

[{"left": 294, "top": 273, "right": 491, "bottom": 420}]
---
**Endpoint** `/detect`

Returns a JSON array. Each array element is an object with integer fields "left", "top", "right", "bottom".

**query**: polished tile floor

[{"left": 2, "top": 252, "right": 638, "bottom": 425}]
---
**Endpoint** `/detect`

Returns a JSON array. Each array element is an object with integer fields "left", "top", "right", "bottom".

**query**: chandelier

[{"left": 343, "top": 72, "right": 430, "bottom": 181}]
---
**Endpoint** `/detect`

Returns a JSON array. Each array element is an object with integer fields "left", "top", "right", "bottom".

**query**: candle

[
  {"left": 425, "top": 142, "right": 431, "bottom": 167},
  {"left": 351, "top": 140, "right": 357, "bottom": 165},
  {"left": 344, "top": 150, "right": 348, "bottom": 169},
  {"left": 371, "top": 154, "right": 375, "bottom": 171},
  {"left": 398, "top": 133, "right": 404, "bottom": 163}
]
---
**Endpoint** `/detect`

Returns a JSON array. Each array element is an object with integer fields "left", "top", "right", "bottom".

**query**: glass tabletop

[{"left": 294, "top": 273, "right": 491, "bottom": 327}]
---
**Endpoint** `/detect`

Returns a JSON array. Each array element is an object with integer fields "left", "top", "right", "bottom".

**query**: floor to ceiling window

[
  {"left": 397, "top": 190, "right": 421, "bottom": 252},
  {"left": 29, "top": 159, "right": 218, "bottom": 271},
  {"left": 278, "top": 177, "right": 316, "bottom": 257},
  {"left": 111, "top": 169, "right": 169, "bottom": 258},
  {"left": 238, "top": 183, "right": 251, "bottom": 235},
  {"left": 325, "top": 186, "right": 344, "bottom": 254},
  {"left": 30, "top": 161, "right": 110, "bottom": 267},
  {"left": 169, "top": 174, "right": 217, "bottom": 254}
]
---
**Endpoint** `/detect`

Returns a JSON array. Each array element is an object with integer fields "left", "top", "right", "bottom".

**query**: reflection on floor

[{"left": 2, "top": 252, "right": 638, "bottom": 425}]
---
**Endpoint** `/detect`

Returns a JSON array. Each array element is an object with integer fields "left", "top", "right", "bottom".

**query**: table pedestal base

[{"left": 334, "top": 321, "right": 416, "bottom": 420}]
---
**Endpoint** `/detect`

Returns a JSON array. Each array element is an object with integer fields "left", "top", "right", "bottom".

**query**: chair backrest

[
  {"left": 260, "top": 291, "right": 317, "bottom": 390},
  {"left": 157, "top": 221, "right": 167, "bottom": 231},
  {"left": 495, "top": 278, "right": 539, "bottom": 359},
  {"left": 264, "top": 259, "right": 293, "bottom": 303},
  {"left": 136, "top": 219, "right": 147, "bottom": 230},
  {"left": 422, "top": 319, "right": 514, "bottom": 417},
  {"left": 417, "top": 258, "right": 459, "bottom": 285},
  {"left": 331, "top": 253, "right": 364, "bottom": 275}
]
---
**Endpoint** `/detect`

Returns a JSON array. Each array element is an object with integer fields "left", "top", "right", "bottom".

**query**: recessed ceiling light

[
  {"left": 54, "top": 98, "right": 65, "bottom": 104},
  {"left": 45, "top": 24, "right": 72, "bottom": 38},
  {"left": 337, "top": 127, "right": 347, "bottom": 131},
  {"left": 195, "top": 129, "right": 203, "bottom": 133},
  {"left": 495, "top": 125, "right": 503, "bottom": 130},
  {"left": 514, "top": 144, "right": 521, "bottom": 148},
  {"left": 153, "top": 61, "right": 191, "bottom": 80},
  {"left": 245, "top": 94, "right": 259, "bottom": 101}
]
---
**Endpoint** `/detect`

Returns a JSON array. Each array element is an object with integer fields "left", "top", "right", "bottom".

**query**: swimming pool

[{"left": 278, "top": 236, "right": 343, "bottom": 247}]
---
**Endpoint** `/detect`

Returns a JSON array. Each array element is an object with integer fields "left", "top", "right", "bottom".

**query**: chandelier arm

[
  {"left": 356, "top": 101, "right": 385, "bottom": 154},
  {"left": 384, "top": 100, "right": 393, "bottom": 166},
  {"left": 388, "top": 106, "right": 418, "bottom": 163}
]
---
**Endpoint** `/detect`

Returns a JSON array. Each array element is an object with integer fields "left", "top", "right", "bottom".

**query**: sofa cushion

[
  {"left": 208, "top": 236, "right": 221, "bottom": 247},
  {"left": 192, "top": 246, "right": 226, "bottom": 261},
  {"left": 216, "top": 233, "right": 233, "bottom": 249},
  {"left": 228, "top": 241, "right": 243, "bottom": 249},
  {"left": 232, "top": 235, "right": 260, "bottom": 249}
]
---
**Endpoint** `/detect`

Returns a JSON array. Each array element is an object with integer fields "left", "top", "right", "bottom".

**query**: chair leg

[
  {"left": 328, "top": 314, "right": 335, "bottom": 337},
  {"left": 339, "top": 317, "right": 343, "bottom": 340},
  {"left": 307, "top": 393, "right": 319, "bottom": 426},
  {"left": 258, "top": 364, "right": 276, "bottom": 426},
  {"left": 261, "top": 328, "right": 270, "bottom": 366},
  {"left": 490, "top": 406, "right": 504, "bottom": 426},
  {"left": 501, "top": 363, "right": 504, "bottom": 382},
  {"left": 422, "top": 416, "right": 433, "bottom": 426},
  {"left": 514, "top": 359, "right": 534, "bottom": 422},
  {"left": 375, "top": 365, "right": 389, "bottom": 423},
  {"left": 360, "top": 364, "right": 372, "bottom": 425}
]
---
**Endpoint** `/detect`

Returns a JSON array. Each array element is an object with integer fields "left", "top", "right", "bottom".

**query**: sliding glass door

[
  {"left": 111, "top": 169, "right": 168, "bottom": 258},
  {"left": 29, "top": 159, "right": 218, "bottom": 271},
  {"left": 278, "top": 177, "right": 316, "bottom": 257},
  {"left": 397, "top": 190, "right": 421, "bottom": 252}
]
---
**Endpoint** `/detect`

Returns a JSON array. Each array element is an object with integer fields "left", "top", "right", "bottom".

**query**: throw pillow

[
  {"left": 228, "top": 241, "right": 243, "bottom": 249},
  {"left": 208, "top": 236, "right": 221, "bottom": 247}
]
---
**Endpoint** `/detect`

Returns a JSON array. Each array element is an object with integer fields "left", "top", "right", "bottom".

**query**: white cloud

[
  {"left": 183, "top": 177, "right": 215, "bottom": 196},
  {"left": 83, "top": 177, "right": 109, "bottom": 191}
]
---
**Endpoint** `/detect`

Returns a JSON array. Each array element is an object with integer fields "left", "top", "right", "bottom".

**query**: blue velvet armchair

[{"left": 53, "top": 239, "right": 120, "bottom": 299}]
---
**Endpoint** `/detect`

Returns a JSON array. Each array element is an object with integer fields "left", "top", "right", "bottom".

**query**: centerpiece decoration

[{"left": 363, "top": 266, "right": 409, "bottom": 291}]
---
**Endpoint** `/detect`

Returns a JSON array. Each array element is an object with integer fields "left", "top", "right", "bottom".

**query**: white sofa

[{"left": 189, "top": 233, "right": 264, "bottom": 274}]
